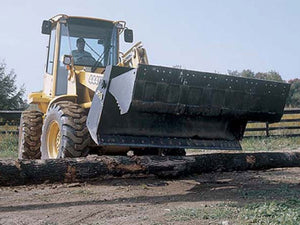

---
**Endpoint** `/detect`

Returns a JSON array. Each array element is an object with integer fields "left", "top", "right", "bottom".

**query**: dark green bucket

[{"left": 87, "top": 64, "right": 290, "bottom": 150}]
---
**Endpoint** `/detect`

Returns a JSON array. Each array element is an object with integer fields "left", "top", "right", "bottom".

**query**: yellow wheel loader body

[{"left": 19, "top": 14, "right": 290, "bottom": 159}]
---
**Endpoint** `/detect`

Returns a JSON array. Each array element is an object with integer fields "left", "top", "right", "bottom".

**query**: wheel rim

[{"left": 47, "top": 121, "right": 61, "bottom": 158}]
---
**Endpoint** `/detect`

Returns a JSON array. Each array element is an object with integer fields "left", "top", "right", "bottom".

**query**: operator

[{"left": 72, "top": 37, "right": 96, "bottom": 65}]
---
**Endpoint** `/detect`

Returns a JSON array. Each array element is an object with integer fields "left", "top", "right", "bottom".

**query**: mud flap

[{"left": 87, "top": 64, "right": 290, "bottom": 150}]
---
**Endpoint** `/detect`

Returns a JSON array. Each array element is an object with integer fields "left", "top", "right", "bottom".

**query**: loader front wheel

[
  {"left": 18, "top": 111, "right": 43, "bottom": 159},
  {"left": 41, "top": 101, "right": 91, "bottom": 159}
]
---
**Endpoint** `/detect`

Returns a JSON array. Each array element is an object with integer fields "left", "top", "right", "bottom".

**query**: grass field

[
  {"left": 0, "top": 134, "right": 18, "bottom": 158},
  {"left": 1, "top": 134, "right": 300, "bottom": 159},
  {"left": 165, "top": 198, "right": 300, "bottom": 224},
  {"left": 241, "top": 136, "right": 300, "bottom": 151}
]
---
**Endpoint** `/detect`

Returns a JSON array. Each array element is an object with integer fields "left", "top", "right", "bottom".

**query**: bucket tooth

[{"left": 109, "top": 69, "right": 137, "bottom": 115}]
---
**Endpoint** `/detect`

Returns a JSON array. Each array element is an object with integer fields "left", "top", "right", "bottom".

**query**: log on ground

[{"left": 0, "top": 152, "right": 300, "bottom": 186}]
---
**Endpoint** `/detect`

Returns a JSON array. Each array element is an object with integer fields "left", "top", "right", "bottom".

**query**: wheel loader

[{"left": 18, "top": 14, "right": 290, "bottom": 159}]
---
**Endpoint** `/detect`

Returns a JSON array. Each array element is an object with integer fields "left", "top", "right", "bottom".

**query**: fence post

[{"left": 266, "top": 122, "right": 269, "bottom": 137}]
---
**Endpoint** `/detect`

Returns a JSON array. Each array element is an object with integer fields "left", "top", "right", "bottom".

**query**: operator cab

[
  {"left": 41, "top": 15, "right": 133, "bottom": 96},
  {"left": 63, "top": 17, "right": 119, "bottom": 68}
]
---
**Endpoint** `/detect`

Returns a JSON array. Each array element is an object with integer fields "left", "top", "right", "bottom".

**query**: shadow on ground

[{"left": 1, "top": 168, "right": 299, "bottom": 213}]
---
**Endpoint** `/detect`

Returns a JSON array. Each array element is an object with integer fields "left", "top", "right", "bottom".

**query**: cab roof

[{"left": 50, "top": 14, "right": 115, "bottom": 24}]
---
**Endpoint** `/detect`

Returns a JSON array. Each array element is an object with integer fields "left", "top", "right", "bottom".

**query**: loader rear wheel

[
  {"left": 18, "top": 111, "right": 43, "bottom": 159},
  {"left": 41, "top": 101, "right": 91, "bottom": 159}
]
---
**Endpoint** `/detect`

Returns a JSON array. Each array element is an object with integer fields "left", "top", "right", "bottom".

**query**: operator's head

[{"left": 76, "top": 37, "right": 85, "bottom": 52}]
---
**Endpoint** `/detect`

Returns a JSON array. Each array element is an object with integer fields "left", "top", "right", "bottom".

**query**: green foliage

[
  {"left": 0, "top": 61, "right": 27, "bottom": 110},
  {"left": 228, "top": 69, "right": 255, "bottom": 78},
  {"left": 286, "top": 78, "right": 300, "bottom": 107},
  {"left": 227, "top": 69, "right": 284, "bottom": 82},
  {"left": 240, "top": 184, "right": 300, "bottom": 200},
  {"left": 167, "top": 207, "right": 235, "bottom": 222},
  {"left": 241, "top": 136, "right": 300, "bottom": 151},
  {"left": 255, "top": 71, "right": 284, "bottom": 82},
  {"left": 166, "top": 199, "right": 300, "bottom": 225},
  {"left": 0, "top": 134, "right": 18, "bottom": 158},
  {"left": 242, "top": 199, "right": 300, "bottom": 225}
]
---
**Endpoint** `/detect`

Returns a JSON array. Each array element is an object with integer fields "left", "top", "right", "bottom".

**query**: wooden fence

[
  {"left": 245, "top": 109, "right": 300, "bottom": 137},
  {"left": 0, "top": 109, "right": 300, "bottom": 137},
  {"left": 0, "top": 111, "right": 21, "bottom": 134}
]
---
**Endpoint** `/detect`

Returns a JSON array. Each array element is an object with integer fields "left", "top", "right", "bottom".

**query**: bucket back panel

[
  {"left": 87, "top": 64, "right": 290, "bottom": 150},
  {"left": 132, "top": 64, "right": 289, "bottom": 122}
]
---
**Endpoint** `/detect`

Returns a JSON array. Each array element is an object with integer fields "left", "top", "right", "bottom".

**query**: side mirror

[
  {"left": 63, "top": 55, "right": 73, "bottom": 66},
  {"left": 41, "top": 20, "right": 52, "bottom": 35},
  {"left": 124, "top": 29, "right": 133, "bottom": 43}
]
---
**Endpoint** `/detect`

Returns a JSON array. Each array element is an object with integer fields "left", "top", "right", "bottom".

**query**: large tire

[
  {"left": 18, "top": 111, "right": 43, "bottom": 159},
  {"left": 40, "top": 101, "right": 91, "bottom": 159}
]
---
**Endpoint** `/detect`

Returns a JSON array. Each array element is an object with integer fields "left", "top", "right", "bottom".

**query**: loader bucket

[{"left": 87, "top": 64, "right": 290, "bottom": 150}]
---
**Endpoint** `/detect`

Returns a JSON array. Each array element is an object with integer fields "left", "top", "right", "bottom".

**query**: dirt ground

[{"left": 0, "top": 166, "right": 300, "bottom": 225}]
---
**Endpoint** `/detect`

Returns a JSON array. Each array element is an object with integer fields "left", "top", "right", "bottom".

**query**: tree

[
  {"left": 227, "top": 70, "right": 240, "bottom": 76},
  {"left": 0, "top": 61, "right": 27, "bottom": 110},
  {"left": 228, "top": 69, "right": 255, "bottom": 78},
  {"left": 286, "top": 78, "right": 300, "bottom": 108},
  {"left": 228, "top": 69, "right": 284, "bottom": 82},
  {"left": 241, "top": 69, "right": 255, "bottom": 78},
  {"left": 255, "top": 71, "right": 284, "bottom": 82}
]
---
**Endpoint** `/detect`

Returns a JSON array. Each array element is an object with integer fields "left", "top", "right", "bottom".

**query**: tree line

[
  {"left": 0, "top": 62, "right": 27, "bottom": 110},
  {"left": 0, "top": 62, "right": 299, "bottom": 110}
]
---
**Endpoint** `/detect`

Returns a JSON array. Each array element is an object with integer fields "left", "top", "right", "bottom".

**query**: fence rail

[
  {"left": 0, "top": 110, "right": 300, "bottom": 137},
  {"left": 0, "top": 110, "right": 22, "bottom": 134},
  {"left": 245, "top": 109, "right": 300, "bottom": 137}
]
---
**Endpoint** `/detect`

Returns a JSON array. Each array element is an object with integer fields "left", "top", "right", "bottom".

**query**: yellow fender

[
  {"left": 46, "top": 95, "right": 78, "bottom": 112},
  {"left": 28, "top": 92, "right": 51, "bottom": 114}
]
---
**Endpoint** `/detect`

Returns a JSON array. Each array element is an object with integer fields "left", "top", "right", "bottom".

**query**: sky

[{"left": 0, "top": 0, "right": 299, "bottom": 97}]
